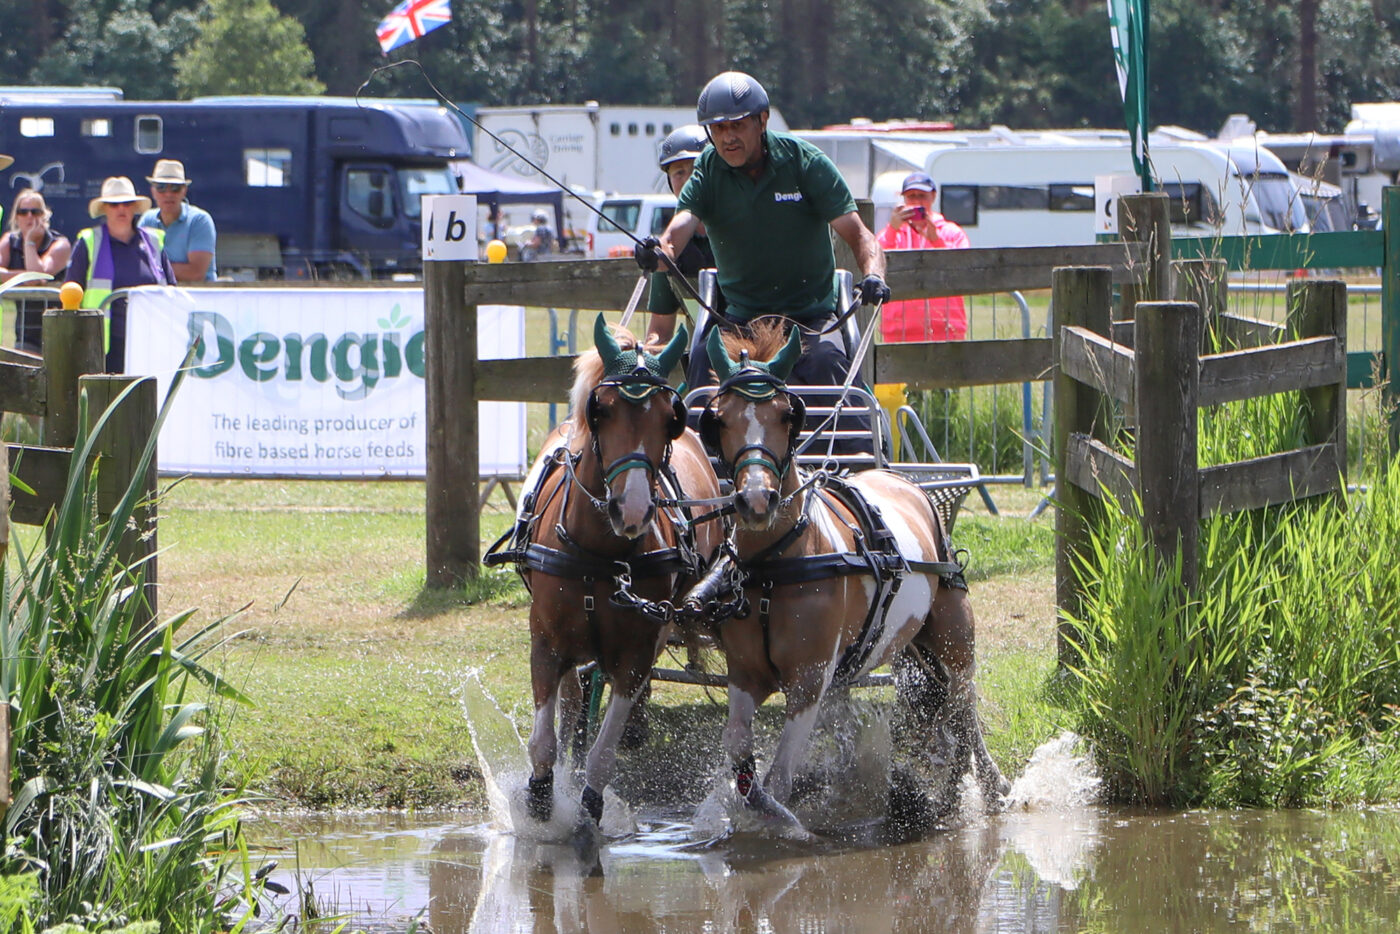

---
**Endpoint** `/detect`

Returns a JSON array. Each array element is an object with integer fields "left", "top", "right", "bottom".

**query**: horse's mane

[
  {"left": 719, "top": 317, "right": 790, "bottom": 367},
  {"left": 569, "top": 324, "right": 640, "bottom": 434}
]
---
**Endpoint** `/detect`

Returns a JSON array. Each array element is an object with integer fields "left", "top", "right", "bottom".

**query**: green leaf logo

[{"left": 378, "top": 304, "right": 412, "bottom": 330}]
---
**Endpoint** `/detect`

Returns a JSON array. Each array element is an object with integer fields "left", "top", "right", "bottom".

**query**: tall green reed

[
  {"left": 1062, "top": 390, "right": 1400, "bottom": 806},
  {"left": 1, "top": 379, "right": 260, "bottom": 930}
]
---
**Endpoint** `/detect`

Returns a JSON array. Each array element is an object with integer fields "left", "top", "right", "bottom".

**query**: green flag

[{"left": 1107, "top": 0, "right": 1151, "bottom": 191}]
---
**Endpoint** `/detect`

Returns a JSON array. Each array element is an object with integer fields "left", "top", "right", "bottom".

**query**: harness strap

[{"left": 517, "top": 542, "right": 688, "bottom": 581}]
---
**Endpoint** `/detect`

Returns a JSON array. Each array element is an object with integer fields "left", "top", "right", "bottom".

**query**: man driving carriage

[{"left": 637, "top": 71, "right": 891, "bottom": 436}]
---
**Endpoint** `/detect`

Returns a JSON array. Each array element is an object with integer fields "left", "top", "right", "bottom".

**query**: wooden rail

[
  {"left": 424, "top": 241, "right": 1146, "bottom": 585},
  {"left": 1053, "top": 271, "right": 1347, "bottom": 654},
  {"left": 0, "top": 293, "right": 159, "bottom": 615}
]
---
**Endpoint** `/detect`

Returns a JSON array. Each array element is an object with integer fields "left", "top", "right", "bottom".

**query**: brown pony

[
  {"left": 694, "top": 321, "right": 1009, "bottom": 826},
  {"left": 488, "top": 315, "right": 724, "bottom": 827}
]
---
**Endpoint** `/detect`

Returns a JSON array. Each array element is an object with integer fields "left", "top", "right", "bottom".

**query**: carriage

[{"left": 485, "top": 273, "right": 1007, "bottom": 831}]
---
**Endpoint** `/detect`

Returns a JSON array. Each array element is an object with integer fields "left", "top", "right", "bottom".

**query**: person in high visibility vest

[{"left": 64, "top": 176, "right": 174, "bottom": 373}]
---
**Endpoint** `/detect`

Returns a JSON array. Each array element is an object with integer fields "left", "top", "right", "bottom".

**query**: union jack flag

[{"left": 376, "top": 0, "right": 452, "bottom": 55}]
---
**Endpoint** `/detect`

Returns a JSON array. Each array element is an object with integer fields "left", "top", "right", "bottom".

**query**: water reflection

[{"left": 251, "top": 806, "right": 1400, "bottom": 932}]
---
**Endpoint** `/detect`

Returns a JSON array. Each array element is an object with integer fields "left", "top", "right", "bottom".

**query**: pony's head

[
  {"left": 700, "top": 319, "right": 806, "bottom": 530},
  {"left": 572, "top": 314, "right": 689, "bottom": 538}
]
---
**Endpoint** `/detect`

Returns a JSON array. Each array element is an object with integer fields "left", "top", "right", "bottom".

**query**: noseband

[{"left": 701, "top": 368, "right": 806, "bottom": 482}]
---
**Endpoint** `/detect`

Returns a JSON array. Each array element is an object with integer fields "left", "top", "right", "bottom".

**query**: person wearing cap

[
  {"left": 877, "top": 171, "right": 970, "bottom": 342},
  {"left": 638, "top": 71, "right": 888, "bottom": 398},
  {"left": 522, "top": 208, "right": 555, "bottom": 261},
  {"left": 139, "top": 159, "right": 217, "bottom": 283},
  {"left": 643, "top": 124, "right": 715, "bottom": 350},
  {"left": 65, "top": 176, "right": 175, "bottom": 373}
]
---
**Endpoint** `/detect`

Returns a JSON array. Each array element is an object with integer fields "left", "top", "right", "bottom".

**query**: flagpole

[{"left": 1140, "top": 0, "right": 1151, "bottom": 192}]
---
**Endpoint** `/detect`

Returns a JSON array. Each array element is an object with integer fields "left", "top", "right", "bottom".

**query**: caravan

[{"left": 796, "top": 124, "right": 1315, "bottom": 247}]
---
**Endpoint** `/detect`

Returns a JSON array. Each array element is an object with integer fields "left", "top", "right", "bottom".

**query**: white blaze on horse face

[
  {"left": 605, "top": 394, "right": 667, "bottom": 537},
  {"left": 611, "top": 435, "right": 654, "bottom": 534},
  {"left": 735, "top": 400, "right": 779, "bottom": 521}
]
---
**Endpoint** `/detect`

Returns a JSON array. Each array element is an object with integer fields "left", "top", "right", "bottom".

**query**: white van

[{"left": 585, "top": 192, "right": 677, "bottom": 258}]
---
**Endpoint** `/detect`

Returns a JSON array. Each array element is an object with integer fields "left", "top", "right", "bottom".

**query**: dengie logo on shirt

[{"left": 773, "top": 191, "right": 803, "bottom": 203}]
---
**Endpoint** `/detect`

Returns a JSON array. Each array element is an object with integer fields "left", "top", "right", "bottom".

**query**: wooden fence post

[
  {"left": 1117, "top": 193, "right": 1172, "bottom": 324},
  {"left": 42, "top": 309, "right": 105, "bottom": 447},
  {"left": 1382, "top": 186, "right": 1400, "bottom": 457},
  {"left": 1289, "top": 278, "right": 1348, "bottom": 483},
  {"left": 1171, "top": 257, "right": 1228, "bottom": 351},
  {"left": 1134, "top": 301, "right": 1201, "bottom": 590},
  {"left": 425, "top": 259, "right": 479, "bottom": 587},
  {"left": 1053, "top": 266, "right": 1114, "bottom": 665},
  {"left": 82, "top": 374, "right": 159, "bottom": 619}
]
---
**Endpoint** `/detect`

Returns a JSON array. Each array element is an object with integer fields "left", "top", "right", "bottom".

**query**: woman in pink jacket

[{"left": 877, "top": 171, "right": 970, "bottom": 342}]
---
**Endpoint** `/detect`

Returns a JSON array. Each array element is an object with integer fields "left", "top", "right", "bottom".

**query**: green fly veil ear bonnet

[
  {"left": 700, "top": 324, "right": 806, "bottom": 457},
  {"left": 588, "top": 314, "right": 689, "bottom": 437}
]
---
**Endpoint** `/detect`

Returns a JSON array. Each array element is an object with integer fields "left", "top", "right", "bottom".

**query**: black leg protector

[
  {"left": 527, "top": 773, "right": 554, "bottom": 823},
  {"left": 732, "top": 754, "right": 757, "bottom": 802},
  {"left": 582, "top": 784, "right": 605, "bottom": 824}
]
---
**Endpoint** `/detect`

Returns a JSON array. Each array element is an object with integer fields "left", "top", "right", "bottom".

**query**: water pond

[{"left": 251, "top": 804, "right": 1400, "bottom": 932}]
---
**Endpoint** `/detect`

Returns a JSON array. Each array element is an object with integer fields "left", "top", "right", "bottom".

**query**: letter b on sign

[{"left": 423, "top": 194, "right": 480, "bottom": 261}]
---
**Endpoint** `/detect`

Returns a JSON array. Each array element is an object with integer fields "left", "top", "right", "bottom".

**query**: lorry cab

[{"left": 0, "top": 96, "right": 468, "bottom": 279}]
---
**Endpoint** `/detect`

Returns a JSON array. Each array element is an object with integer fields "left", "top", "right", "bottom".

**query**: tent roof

[{"left": 454, "top": 160, "right": 563, "bottom": 205}]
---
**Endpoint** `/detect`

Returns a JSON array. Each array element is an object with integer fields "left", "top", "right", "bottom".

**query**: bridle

[
  {"left": 699, "top": 367, "right": 806, "bottom": 484},
  {"left": 579, "top": 366, "right": 687, "bottom": 508}
]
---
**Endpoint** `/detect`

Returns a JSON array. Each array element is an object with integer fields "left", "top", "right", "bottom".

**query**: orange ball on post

[{"left": 59, "top": 281, "right": 84, "bottom": 310}]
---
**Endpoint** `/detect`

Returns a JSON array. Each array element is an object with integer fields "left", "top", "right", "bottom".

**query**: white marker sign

[
  {"left": 1094, "top": 174, "right": 1142, "bottom": 235},
  {"left": 422, "top": 194, "right": 480, "bottom": 261}
]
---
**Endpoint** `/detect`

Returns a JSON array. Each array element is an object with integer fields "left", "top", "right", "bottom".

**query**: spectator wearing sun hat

[
  {"left": 65, "top": 176, "right": 175, "bottom": 372},
  {"left": 139, "top": 159, "right": 217, "bottom": 283},
  {"left": 877, "top": 171, "right": 970, "bottom": 342}
]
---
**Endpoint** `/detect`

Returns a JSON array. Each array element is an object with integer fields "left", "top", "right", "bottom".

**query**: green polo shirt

[{"left": 677, "top": 131, "right": 856, "bottom": 322}]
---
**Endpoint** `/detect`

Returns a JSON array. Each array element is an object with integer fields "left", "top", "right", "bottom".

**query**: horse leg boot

[
  {"left": 724, "top": 684, "right": 811, "bottom": 833},
  {"left": 527, "top": 685, "right": 562, "bottom": 823}
]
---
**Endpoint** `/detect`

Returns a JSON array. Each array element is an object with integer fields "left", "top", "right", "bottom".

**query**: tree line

[{"left": 2, "top": 0, "right": 1398, "bottom": 135}]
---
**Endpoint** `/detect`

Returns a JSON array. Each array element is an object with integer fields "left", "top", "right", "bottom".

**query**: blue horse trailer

[{"left": 0, "top": 96, "right": 469, "bottom": 278}]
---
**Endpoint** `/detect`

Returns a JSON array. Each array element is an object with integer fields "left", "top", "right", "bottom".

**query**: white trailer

[
  {"left": 796, "top": 124, "right": 1312, "bottom": 247},
  {"left": 473, "top": 102, "right": 789, "bottom": 196}
]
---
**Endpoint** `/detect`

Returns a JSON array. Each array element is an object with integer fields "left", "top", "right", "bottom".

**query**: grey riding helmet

[
  {"left": 658, "top": 124, "right": 709, "bottom": 167},
  {"left": 696, "top": 72, "right": 770, "bottom": 125}
]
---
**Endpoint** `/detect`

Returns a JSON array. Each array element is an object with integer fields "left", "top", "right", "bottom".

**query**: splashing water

[
  {"left": 459, "top": 669, "right": 636, "bottom": 843},
  {"left": 1005, "top": 731, "right": 1101, "bottom": 811}
]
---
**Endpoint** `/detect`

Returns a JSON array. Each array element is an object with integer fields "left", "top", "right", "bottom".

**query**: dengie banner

[{"left": 126, "top": 287, "right": 527, "bottom": 478}]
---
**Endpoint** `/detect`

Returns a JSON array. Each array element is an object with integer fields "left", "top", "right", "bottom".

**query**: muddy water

[
  {"left": 248, "top": 678, "right": 1400, "bottom": 931},
  {"left": 253, "top": 805, "right": 1400, "bottom": 932}
]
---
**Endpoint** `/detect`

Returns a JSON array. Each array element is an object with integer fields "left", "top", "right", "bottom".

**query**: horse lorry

[{"left": 0, "top": 96, "right": 469, "bottom": 279}]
